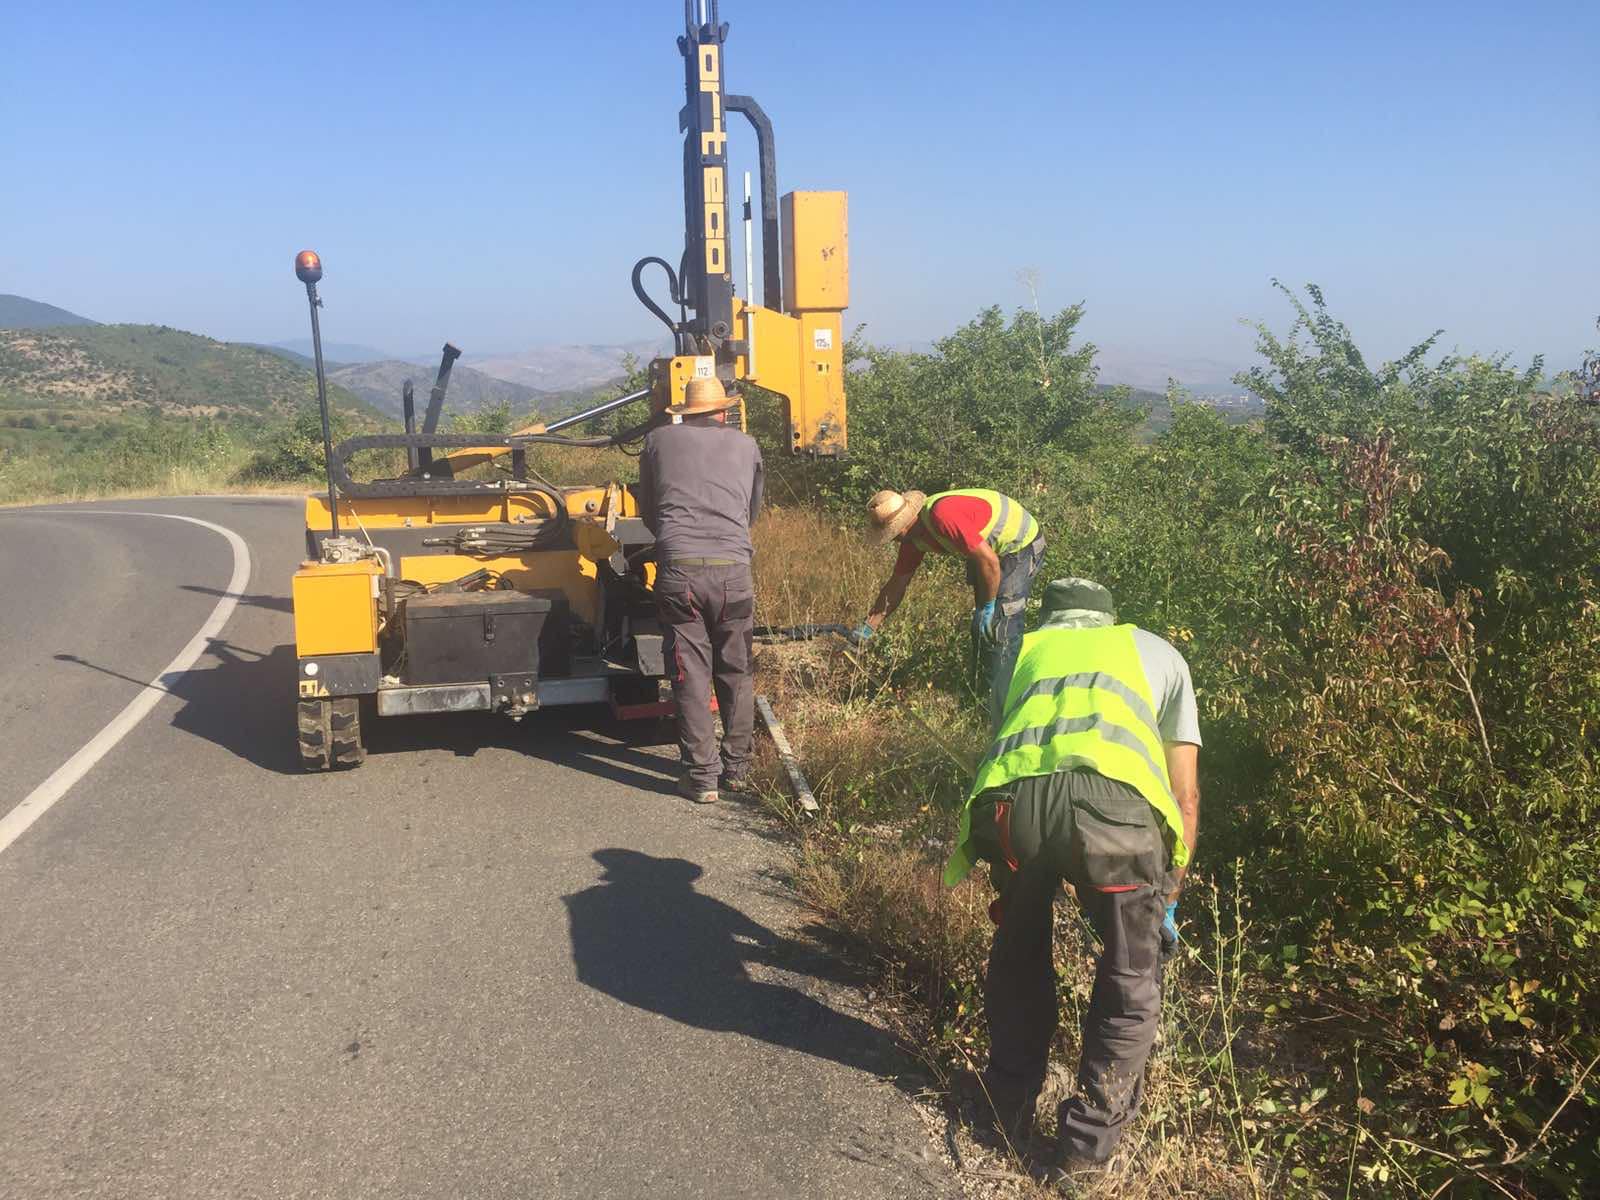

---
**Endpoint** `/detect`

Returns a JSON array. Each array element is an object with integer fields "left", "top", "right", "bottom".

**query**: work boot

[
  {"left": 677, "top": 777, "right": 718, "bottom": 805},
  {"left": 718, "top": 770, "right": 752, "bottom": 796},
  {"left": 950, "top": 1069, "right": 1037, "bottom": 1153},
  {"left": 1043, "top": 1149, "right": 1111, "bottom": 1196}
]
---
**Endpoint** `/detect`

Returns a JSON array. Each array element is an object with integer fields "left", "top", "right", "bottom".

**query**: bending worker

[
  {"left": 637, "top": 378, "right": 763, "bottom": 805},
  {"left": 947, "top": 578, "right": 1200, "bottom": 1187},
  {"left": 857, "top": 487, "right": 1045, "bottom": 730}
]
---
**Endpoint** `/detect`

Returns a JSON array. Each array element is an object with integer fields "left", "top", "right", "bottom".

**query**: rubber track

[{"left": 297, "top": 698, "right": 365, "bottom": 770}]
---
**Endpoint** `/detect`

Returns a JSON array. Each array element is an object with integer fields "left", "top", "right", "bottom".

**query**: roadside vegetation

[{"left": 749, "top": 292, "right": 1600, "bottom": 1199}]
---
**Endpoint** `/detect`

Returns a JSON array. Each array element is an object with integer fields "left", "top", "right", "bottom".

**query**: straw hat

[
  {"left": 668, "top": 376, "right": 740, "bottom": 416},
  {"left": 865, "top": 489, "right": 926, "bottom": 545}
]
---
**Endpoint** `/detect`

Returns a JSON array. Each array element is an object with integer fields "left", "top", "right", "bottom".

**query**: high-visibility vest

[
  {"left": 912, "top": 489, "right": 1039, "bottom": 559},
  {"left": 944, "top": 623, "right": 1190, "bottom": 886}
]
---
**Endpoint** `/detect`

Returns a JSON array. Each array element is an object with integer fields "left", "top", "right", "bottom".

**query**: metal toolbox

[{"left": 401, "top": 591, "right": 568, "bottom": 685}]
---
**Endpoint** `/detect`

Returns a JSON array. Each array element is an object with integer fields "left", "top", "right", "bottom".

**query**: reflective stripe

[
  {"left": 992, "top": 492, "right": 1012, "bottom": 552},
  {"left": 1001, "top": 672, "right": 1160, "bottom": 742},
  {"left": 978, "top": 714, "right": 1172, "bottom": 803},
  {"left": 1013, "top": 511, "right": 1039, "bottom": 554}
]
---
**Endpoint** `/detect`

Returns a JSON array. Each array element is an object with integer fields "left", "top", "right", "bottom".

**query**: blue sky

[{"left": 3, "top": 0, "right": 1595, "bottom": 378}]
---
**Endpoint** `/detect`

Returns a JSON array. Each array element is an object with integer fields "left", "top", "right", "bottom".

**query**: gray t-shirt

[
  {"left": 1132, "top": 628, "right": 1202, "bottom": 746},
  {"left": 637, "top": 417, "right": 764, "bottom": 564}
]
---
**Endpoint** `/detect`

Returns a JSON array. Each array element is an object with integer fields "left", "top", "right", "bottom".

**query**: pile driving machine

[{"left": 290, "top": 0, "right": 848, "bottom": 769}]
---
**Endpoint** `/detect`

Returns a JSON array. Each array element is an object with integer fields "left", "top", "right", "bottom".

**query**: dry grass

[{"left": 0, "top": 464, "right": 308, "bottom": 508}]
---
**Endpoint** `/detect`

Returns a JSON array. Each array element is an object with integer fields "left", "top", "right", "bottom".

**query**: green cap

[{"left": 1039, "top": 577, "right": 1117, "bottom": 628}]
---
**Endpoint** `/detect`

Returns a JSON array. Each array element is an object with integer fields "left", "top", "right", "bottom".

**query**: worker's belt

[{"left": 661, "top": 556, "right": 742, "bottom": 567}]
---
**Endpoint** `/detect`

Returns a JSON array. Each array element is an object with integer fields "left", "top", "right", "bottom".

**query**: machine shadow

[
  {"left": 564, "top": 848, "right": 918, "bottom": 1084},
  {"left": 179, "top": 583, "right": 295, "bottom": 614},
  {"left": 52, "top": 641, "right": 699, "bottom": 795},
  {"left": 53, "top": 641, "right": 305, "bottom": 775},
  {"left": 366, "top": 707, "right": 685, "bottom": 796}
]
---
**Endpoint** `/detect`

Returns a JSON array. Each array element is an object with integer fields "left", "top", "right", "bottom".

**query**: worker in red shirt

[{"left": 855, "top": 488, "right": 1046, "bottom": 731}]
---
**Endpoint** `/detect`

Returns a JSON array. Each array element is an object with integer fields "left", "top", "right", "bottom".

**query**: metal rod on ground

[
  {"left": 755, "top": 695, "right": 819, "bottom": 815},
  {"left": 295, "top": 250, "right": 339, "bottom": 538},
  {"left": 543, "top": 388, "right": 650, "bottom": 433}
]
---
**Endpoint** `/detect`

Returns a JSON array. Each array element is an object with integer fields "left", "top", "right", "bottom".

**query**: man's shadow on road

[{"left": 565, "top": 848, "right": 910, "bottom": 1080}]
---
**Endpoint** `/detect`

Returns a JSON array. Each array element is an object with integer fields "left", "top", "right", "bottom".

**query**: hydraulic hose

[
  {"left": 631, "top": 256, "right": 691, "bottom": 355},
  {"left": 752, "top": 623, "right": 855, "bottom": 643}
]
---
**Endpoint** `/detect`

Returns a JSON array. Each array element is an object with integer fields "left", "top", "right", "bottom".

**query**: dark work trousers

[
  {"left": 655, "top": 561, "right": 756, "bottom": 791},
  {"left": 968, "top": 536, "right": 1047, "bottom": 733},
  {"left": 977, "top": 768, "right": 1171, "bottom": 1161}
]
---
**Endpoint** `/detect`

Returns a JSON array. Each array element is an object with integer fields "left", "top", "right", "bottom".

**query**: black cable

[
  {"left": 421, "top": 526, "right": 567, "bottom": 555},
  {"left": 752, "top": 623, "right": 855, "bottom": 643}
]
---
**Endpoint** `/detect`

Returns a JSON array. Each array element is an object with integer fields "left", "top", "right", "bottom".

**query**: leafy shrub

[
  {"left": 774, "top": 290, "right": 1600, "bottom": 1197},
  {"left": 240, "top": 404, "right": 355, "bottom": 482}
]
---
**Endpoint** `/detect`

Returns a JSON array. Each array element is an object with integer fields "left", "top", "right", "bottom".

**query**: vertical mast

[{"left": 679, "top": 1, "right": 733, "bottom": 353}]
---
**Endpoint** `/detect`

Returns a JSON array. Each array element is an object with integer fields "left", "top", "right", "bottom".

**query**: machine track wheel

[{"left": 297, "top": 697, "right": 366, "bottom": 770}]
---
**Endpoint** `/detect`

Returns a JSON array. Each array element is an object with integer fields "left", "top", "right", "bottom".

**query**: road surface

[{"left": 0, "top": 497, "right": 958, "bottom": 1200}]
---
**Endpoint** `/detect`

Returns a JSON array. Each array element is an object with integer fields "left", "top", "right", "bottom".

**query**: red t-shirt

[{"left": 893, "top": 494, "right": 994, "bottom": 574}]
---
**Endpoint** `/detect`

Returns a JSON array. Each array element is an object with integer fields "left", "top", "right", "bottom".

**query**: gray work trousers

[
  {"left": 968, "top": 536, "right": 1047, "bottom": 733},
  {"left": 976, "top": 768, "right": 1172, "bottom": 1161},
  {"left": 655, "top": 562, "right": 756, "bottom": 791}
]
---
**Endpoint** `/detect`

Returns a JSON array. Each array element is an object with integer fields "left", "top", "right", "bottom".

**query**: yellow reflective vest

[
  {"left": 911, "top": 489, "right": 1040, "bottom": 558},
  {"left": 945, "top": 623, "right": 1190, "bottom": 886}
]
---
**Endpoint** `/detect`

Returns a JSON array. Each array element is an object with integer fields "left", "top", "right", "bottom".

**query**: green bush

[
  {"left": 804, "top": 291, "right": 1600, "bottom": 1196},
  {"left": 826, "top": 305, "right": 1140, "bottom": 507},
  {"left": 241, "top": 405, "right": 356, "bottom": 482}
]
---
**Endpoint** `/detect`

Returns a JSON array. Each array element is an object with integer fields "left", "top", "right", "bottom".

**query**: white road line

[{"left": 0, "top": 511, "right": 251, "bottom": 857}]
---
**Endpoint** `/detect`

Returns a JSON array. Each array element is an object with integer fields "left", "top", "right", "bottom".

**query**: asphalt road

[{"left": 0, "top": 497, "right": 958, "bottom": 1200}]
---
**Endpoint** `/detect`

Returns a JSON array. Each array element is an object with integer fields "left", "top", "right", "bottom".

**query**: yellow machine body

[
  {"left": 299, "top": 488, "right": 635, "bottom": 631},
  {"left": 781, "top": 190, "right": 849, "bottom": 312},
  {"left": 735, "top": 191, "right": 848, "bottom": 455},
  {"left": 292, "top": 558, "right": 382, "bottom": 658}
]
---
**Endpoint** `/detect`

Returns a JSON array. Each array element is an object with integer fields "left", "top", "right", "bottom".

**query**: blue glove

[
  {"left": 1157, "top": 901, "right": 1180, "bottom": 963},
  {"left": 849, "top": 622, "right": 875, "bottom": 646},
  {"left": 971, "top": 600, "right": 1000, "bottom": 648}
]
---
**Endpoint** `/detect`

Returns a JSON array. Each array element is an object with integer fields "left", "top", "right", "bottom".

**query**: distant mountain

[
  {"left": 0, "top": 324, "right": 368, "bottom": 419},
  {"left": 1093, "top": 344, "right": 1252, "bottom": 398},
  {"left": 0, "top": 295, "right": 98, "bottom": 329},
  {"left": 266, "top": 338, "right": 400, "bottom": 364},
  {"left": 468, "top": 341, "right": 664, "bottom": 393},
  {"left": 329, "top": 359, "right": 546, "bottom": 421}
]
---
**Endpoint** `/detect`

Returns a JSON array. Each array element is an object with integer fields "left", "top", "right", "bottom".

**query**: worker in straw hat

[
  {"left": 637, "top": 377, "right": 764, "bottom": 804},
  {"left": 854, "top": 487, "right": 1046, "bottom": 731},
  {"left": 947, "top": 577, "right": 1201, "bottom": 1188}
]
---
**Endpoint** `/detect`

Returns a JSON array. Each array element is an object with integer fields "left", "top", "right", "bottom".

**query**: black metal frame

[{"left": 725, "top": 93, "right": 781, "bottom": 311}]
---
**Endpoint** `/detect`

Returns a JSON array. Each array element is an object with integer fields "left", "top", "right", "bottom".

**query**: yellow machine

[{"left": 289, "top": 0, "right": 848, "bottom": 769}]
